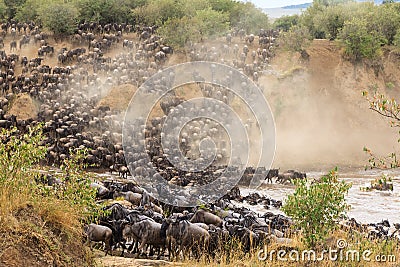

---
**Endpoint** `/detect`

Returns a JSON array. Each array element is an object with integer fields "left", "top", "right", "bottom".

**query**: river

[{"left": 241, "top": 168, "right": 400, "bottom": 224}]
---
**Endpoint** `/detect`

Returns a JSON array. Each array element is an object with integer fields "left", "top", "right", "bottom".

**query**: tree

[
  {"left": 282, "top": 168, "right": 351, "bottom": 248},
  {"left": 313, "top": 4, "right": 348, "bottom": 40},
  {"left": 15, "top": 0, "right": 45, "bottom": 23},
  {"left": 338, "top": 17, "right": 386, "bottom": 62},
  {"left": 181, "top": 0, "right": 211, "bottom": 17},
  {"left": 394, "top": 30, "right": 400, "bottom": 50},
  {"left": 208, "top": 0, "right": 237, "bottom": 13},
  {"left": 273, "top": 15, "right": 299, "bottom": 32},
  {"left": 158, "top": 16, "right": 201, "bottom": 49},
  {"left": 3, "top": 0, "right": 26, "bottom": 19},
  {"left": 368, "top": 4, "right": 400, "bottom": 45},
  {"left": 0, "top": 0, "right": 6, "bottom": 20},
  {"left": 279, "top": 25, "right": 312, "bottom": 60},
  {"left": 194, "top": 8, "right": 229, "bottom": 40},
  {"left": 232, "top": 2, "right": 269, "bottom": 34},
  {"left": 40, "top": 3, "right": 79, "bottom": 38},
  {"left": 132, "top": 0, "right": 185, "bottom": 26},
  {"left": 77, "top": 0, "right": 137, "bottom": 24},
  {"left": 300, "top": 2, "right": 326, "bottom": 38}
]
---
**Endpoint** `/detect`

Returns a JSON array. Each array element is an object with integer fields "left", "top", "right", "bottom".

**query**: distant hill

[
  {"left": 264, "top": 0, "right": 400, "bottom": 18},
  {"left": 282, "top": 3, "right": 311, "bottom": 9},
  {"left": 281, "top": 0, "right": 400, "bottom": 9}
]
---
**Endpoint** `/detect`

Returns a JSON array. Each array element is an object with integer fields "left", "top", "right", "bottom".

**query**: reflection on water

[{"left": 248, "top": 169, "right": 400, "bottom": 224}]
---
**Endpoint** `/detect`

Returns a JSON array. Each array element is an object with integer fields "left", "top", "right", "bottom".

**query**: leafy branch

[{"left": 363, "top": 90, "right": 400, "bottom": 169}]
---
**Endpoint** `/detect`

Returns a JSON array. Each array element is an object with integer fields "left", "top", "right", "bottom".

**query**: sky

[{"left": 243, "top": 0, "right": 309, "bottom": 8}]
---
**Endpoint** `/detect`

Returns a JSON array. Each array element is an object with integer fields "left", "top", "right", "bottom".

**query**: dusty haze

[{"left": 262, "top": 40, "right": 400, "bottom": 170}]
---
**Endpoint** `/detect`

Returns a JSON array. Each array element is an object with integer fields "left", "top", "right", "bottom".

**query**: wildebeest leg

[
  {"left": 148, "top": 244, "right": 155, "bottom": 257},
  {"left": 116, "top": 242, "right": 126, "bottom": 256}
]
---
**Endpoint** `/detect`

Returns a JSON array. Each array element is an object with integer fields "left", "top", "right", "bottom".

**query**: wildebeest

[
  {"left": 190, "top": 209, "right": 223, "bottom": 227},
  {"left": 161, "top": 218, "right": 210, "bottom": 260},
  {"left": 122, "top": 219, "right": 166, "bottom": 256},
  {"left": 84, "top": 223, "right": 113, "bottom": 255}
]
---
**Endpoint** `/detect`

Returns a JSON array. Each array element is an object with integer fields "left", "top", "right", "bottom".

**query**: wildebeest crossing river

[
  {"left": 245, "top": 168, "right": 400, "bottom": 224},
  {"left": 93, "top": 167, "right": 400, "bottom": 224}
]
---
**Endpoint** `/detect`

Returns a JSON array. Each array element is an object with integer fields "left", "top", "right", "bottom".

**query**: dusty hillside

[
  {"left": 7, "top": 93, "right": 39, "bottom": 120},
  {"left": 97, "top": 84, "right": 138, "bottom": 112},
  {"left": 4, "top": 36, "right": 398, "bottom": 171},
  {"left": 263, "top": 39, "right": 400, "bottom": 170}
]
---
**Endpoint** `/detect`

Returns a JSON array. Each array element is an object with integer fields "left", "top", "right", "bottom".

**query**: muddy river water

[{"left": 241, "top": 168, "right": 400, "bottom": 224}]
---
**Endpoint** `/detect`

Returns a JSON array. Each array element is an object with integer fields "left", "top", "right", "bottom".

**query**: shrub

[
  {"left": 0, "top": 126, "right": 46, "bottom": 216},
  {"left": 368, "top": 3, "right": 400, "bottom": 45},
  {"left": 363, "top": 90, "right": 400, "bottom": 169},
  {"left": 299, "top": 3, "right": 327, "bottom": 39},
  {"left": 312, "top": 4, "right": 348, "bottom": 40},
  {"left": 39, "top": 2, "right": 79, "bottom": 37},
  {"left": 273, "top": 15, "right": 299, "bottom": 32},
  {"left": 158, "top": 16, "right": 200, "bottom": 49},
  {"left": 338, "top": 17, "right": 386, "bottom": 62},
  {"left": 194, "top": 8, "right": 229, "bottom": 40},
  {"left": 76, "top": 0, "right": 138, "bottom": 24},
  {"left": 282, "top": 168, "right": 351, "bottom": 248},
  {"left": 0, "top": 125, "right": 100, "bottom": 265},
  {"left": 233, "top": 2, "right": 269, "bottom": 34},
  {"left": 278, "top": 25, "right": 312, "bottom": 54}
]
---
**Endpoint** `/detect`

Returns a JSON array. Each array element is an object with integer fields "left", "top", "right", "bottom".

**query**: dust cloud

[{"left": 261, "top": 49, "right": 400, "bottom": 171}]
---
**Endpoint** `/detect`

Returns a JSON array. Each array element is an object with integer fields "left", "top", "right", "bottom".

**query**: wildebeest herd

[
  {"left": 0, "top": 18, "right": 281, "bottom": 181},
  {"left": 83, "top": 177, "right": 400, "bottom": 260},
  {"left": 85, "top": 179, "right": 293, "bottom": 259},
  {"left": 0, "top": 19, "right": 399, "bottom": 260}
]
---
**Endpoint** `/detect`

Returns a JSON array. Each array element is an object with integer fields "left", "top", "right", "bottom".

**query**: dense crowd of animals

[
  {"left": 0, "top": 19, "right": 282, "bottom": 184},
  {"left": 1, "top": 19, "right": 398, "bottom": 260},
  {"left": 80, "top": 178, "right": 400, "bottom": 259},
  {"left": 84, "top": 180, "right": 296, "bottom": 259}
]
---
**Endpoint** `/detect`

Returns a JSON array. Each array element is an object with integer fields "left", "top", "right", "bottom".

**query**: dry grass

[
  {"left": 0, "top": 203, "right": 94, "bottom": 267},
  {"left": 7, "top": 93, "right": 39, "bottom": 120},
  {"left": 0, "top": 128, "right": 96, "bottom": 267},
  {"left": 96, "top": 83, "right": 137, "bottom": 112},
  {"left": 178, "top": 230, "right": 399, "bottom": 267}
]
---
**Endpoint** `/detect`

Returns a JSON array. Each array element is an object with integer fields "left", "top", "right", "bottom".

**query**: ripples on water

[{"left": 251, "top": 169, "right": 400, "bottom": 224}]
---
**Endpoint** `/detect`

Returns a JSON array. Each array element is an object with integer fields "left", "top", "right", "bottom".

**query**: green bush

[
  {"left": 0, "top": 126, "right": 99, "bottom": 266},
  {"left": 132, "top": 0, "right": 185, "bottom": 26},
  {"left": 15, "top": 0, "right": 42, "bottom": 22},
  {"left": 76, "top": 0, "right": 138, "bottom": 24},
  {"left": 158, "top": 16, "right": 200, "bottom": 49},
  {"left": 157, "top": 6, "right": 229, "bottom": 49},
  {"left": 278, "top": 25, "right": 312, "bottom": 53},
  {"left": 282, "top": 168, "right": 351, "bottom": 248},
  {"left": 312, "top": 4, "right": 348, "bottom": 40},
  {"left": 300, "top": 3, "right": 327, "bottom": 39},
  {"left": 338, "top": 17, "right": 386, "bottom": 62},
  {"left": 273, "top": 15, "right": 299, "bottom": 32},
  {"left": 39, "top": 2, "right": 79, "bottom": 37},
  {"left": 369, "top": 3, "right": 400, "bottom": 45},
  {"left": 313, "top": 0, "right": 355, "bottom": 6},
  {"left": 0, "top": 126, "right": 46, "bottom": 216},
  {"left": 194, "top": 8, "right": 229, "bottom": 40},
  {"left": 233, "top": 2, "right": 269, "bottom": 34},
  {"left": 0, "top": 125, "right": 100, "bottom": 225}
]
